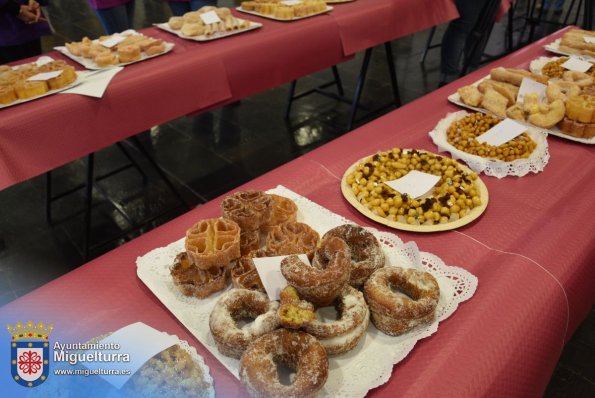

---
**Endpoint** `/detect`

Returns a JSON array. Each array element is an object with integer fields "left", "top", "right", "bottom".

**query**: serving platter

[
  {"left": 236, "top": 5, "right": 333, "bottom": 21},
  {"left": 341, "top": 150, "right": 489, "bottom": 232}
]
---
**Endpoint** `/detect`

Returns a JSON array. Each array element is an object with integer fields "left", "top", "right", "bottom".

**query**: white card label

[
  {"left": 583, "top": 36, "right": 595, "bottom": 44},
  {"left": 27, "top": 70, "right": 63, "bottom": 81},
  {"left": 200, "top": 11, "right": 222, "bottom": 24},
  {"left": 561, "top": 57, "right": 593, "bottom": 73},
  {"left": 82, "top": 322, "right": 177, "bottom": 389},
  {"left": 281, "top": 0, "right": 303, "bottom": 5},
  {"left": 100, "top": 35, "right": 125, "bottom": 48},
  {"left": 476, "top": 118, "right": 527, "bottom": 146},
  {"left": 384, "top": 170, "right": 441, "bottom": 199},
  {"left": 253, "top": 254, "right": 310, "bottom": 301},
  {"left": 35, "top": 56, "right": 54, "bottom": 67},
  {"left": 516, "top": 77, "right": 547, "bottom": 103}
]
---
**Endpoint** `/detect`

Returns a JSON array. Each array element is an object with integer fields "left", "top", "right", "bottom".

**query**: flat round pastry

[
  {"left": 185, "top": 218, "right": 241, "bottom": 269},
  {"left": 266, "top": 221, "right": 319, "bottom": 260},
  {"left": 0, "top": 85, "right": 17, "bottom": 105},
  {"left": 168, "top": 16, "right": 184, "bottom": 30},
  {"left": 364, "top": 266, "right": 439, "bottom": 336},
  {"left": 209, "top": 289, "right": 280, "bottom": 359},
  {"left": 281, "top": 236, "right": 350, "bottom": 307},
  {"left": 322, "top": 224, "right": 385, "bottom": 287},
  {"left": 304, "top": 286, "right": 369, "bottom": 355},
  {"left": 221, "top": 190, "right": 272, "bottom": 231},
  {"left": 47, "top": 66, "right": 77, "bottom": 90},
  {"left": 14, "top": 80, "right": 48, "bottom": 99},
  {"left": 170, "top": 252, "right": 227, "bottom": 298},
  {"left": 342, "top": 148, "right": 488, "bottom": 232},
  {"left": 239, "top": 329, "right": 328, "bottom": 398},
  {"left": 260, "top": 194, "right": 298, "bottom": 232},
  {"left": 118, "top": 44, "right": 141, "bottom": 63}
]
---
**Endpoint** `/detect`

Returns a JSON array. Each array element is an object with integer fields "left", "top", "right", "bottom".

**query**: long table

[
  {"left": 1, "top": 27, "right": 593, "bottom": 397},
  {"left": 0, "top": 0, "right": 458, "bottom": 190}
]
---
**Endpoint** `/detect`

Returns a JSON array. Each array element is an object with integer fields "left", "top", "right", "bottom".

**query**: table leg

[
  {"left": 347, "top": 48, "right": 373, "bottom": 132},
  {"left": 384, "top": 42, "right": 401, "bottom": 108}
]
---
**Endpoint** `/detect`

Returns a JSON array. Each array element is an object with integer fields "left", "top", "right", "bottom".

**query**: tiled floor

[{"left": 1, "top": 0, "right": 593, "bottom": 395}]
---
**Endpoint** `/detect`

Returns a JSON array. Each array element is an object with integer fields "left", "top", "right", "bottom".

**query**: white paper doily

[
  {"left": 136, "top": 186, "right": 478, "bottom": 398},
  {"left": 429, "top": 111, "right": 550, "bottom": 178}
]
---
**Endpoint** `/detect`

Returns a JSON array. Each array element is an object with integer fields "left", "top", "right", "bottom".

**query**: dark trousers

[{"left": 0, "top": 39, "right": 42, "bottom": 64}]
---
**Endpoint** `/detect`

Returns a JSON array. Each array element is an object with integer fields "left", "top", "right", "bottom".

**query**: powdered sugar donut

[
  {"left": 209, "top": 289, "right": 279, "bottom": 358},
  {"left": 304, "top": 286, "right": 369, "bottom": 355},
  {"left": 281, "top": 236, "right": 350, "bottom": 307},
  {"left": 322, "top": 224, "right": 385, "bottom": 287},
  {"left": 239, "top": 329, "right": 328, "bottom": 398},
  {"left": 364, "top": 267, "right": 439, "bottom": 336}
]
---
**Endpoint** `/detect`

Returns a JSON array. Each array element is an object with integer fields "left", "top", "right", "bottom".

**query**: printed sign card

[
  {"left": 476, "top": 118, "right": 527, "bottom": 146},
  {"left": 561, "top": 57, "right": 593, "bottom": 73},
  {"left": 200, "top": 11, "right": 222, "bottom": 25},
  {"left": 254, "top": 254, "right": 310, "bottom": 300},
  {"left": 384, "top": 170, "right": 441, "bottom": 199},
  {"left": 516, "top": 77, "right": 547, "bottom": 103}
]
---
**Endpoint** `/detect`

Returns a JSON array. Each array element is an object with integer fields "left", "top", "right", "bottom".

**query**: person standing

[
  {"left": 0, "top": 0, "right": 50, "bottom": 64},
  {"left": 439, "top": 0, "right": 490, "bottom": 86},
  {"left": 164, "top": 0, "right": 216, "bottom": 16},
  {"left": 87, "top": 0, "right": 135, "bottom": 35}
]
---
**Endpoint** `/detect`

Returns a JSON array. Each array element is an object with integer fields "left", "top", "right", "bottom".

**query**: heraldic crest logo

[{"left": 7, "top": 321, "right": 53, "bottom": 388}]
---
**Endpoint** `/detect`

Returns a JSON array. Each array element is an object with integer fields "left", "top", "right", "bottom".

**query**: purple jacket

[
  {"left": 87, "top": 0, "right": 132, "bottom": 10},
  {"left": 0, "top": 0, "right": 50, "bottom": 47}
]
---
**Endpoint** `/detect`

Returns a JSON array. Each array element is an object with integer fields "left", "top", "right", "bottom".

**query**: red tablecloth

[
  {"left": 1, "top": 27, "right": 593, "bottom": 397},
  {"left": 0, "top": 0, "right": 457, "bottom": 191}
]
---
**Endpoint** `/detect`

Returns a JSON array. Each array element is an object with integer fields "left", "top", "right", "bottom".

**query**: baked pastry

[
  {"left": 527, "top": 99, "right": 565, "bottom": 128},
  {"left": 304, "top": 286, "right": 369, "bottom": 355},
  {"left": 144, "top": 42, "right": 166, "bottom": 56},
  {"left": 565, "top": 94, "right": 595, "bottom": 123},
  {"left": 480, "top": 88, "right": 508, "bottom": 118},
  {"left": 546, "top": 81, "right": 581, "bottom": 102},
  {"left": 506, "top": 104, "right": 525, "bottom": 121},
  {"left": 260, "top": 194, "right": 298, "bottom": 232},
  {"left": 168, "top": 16, "right": 184, "bottom": 30},
  {"left": 185, "top": 218, "right": 241, "bottom": 269},
  {"left": 47, "top": 66, "right": 77, "bottom": 90},
  {"left": 477, "top": 79, "right": 519, "bottom": 106},
  {"left": 0, "top": 85, "right": 17, "bottom": 105},
  {"left": 170, "top": 252, "right": 227, "bottom": 298},
  {"left": 558, "top": 117, "right": 595, "bottom": 138},
  {"left": 181, "top": 22, "right": 205, "bottom": 37},
  {"left": 118, "top": 44, "right": 141, "bottom": 63},
  {"left": 94, "top": 53, "right": 119, "bottom": 67},
  {"left": 209, "top": 289, "right": 280, "bottom": 358},
  {"left": 266, "top": 221, "right": 319, "bottom": 260},
  {"left": 457, "top": 85, "right": 483, "bottom": 107},
  {"left": 14, "top": 80, "right": 48, "bottom": 99},
  {"left": 239, "top": 329, "right": 328, "bottom": 398},
  {"left": 281, "top": 236, "right": 350, "bottom": 307},
  {"left": 277, "top": 286, "right": 316, "bottom": 329},
  {"left": 490, "top": 67, "right": 549, "bottom": 86},
  {"left": 364, "top": 267, "right": 440, "bottom": 336},
  {"left": 221, "top": 190, "right": 272, "bottom": 231},
  {"left": 562, "top": 70, "right": 593, "bottom": 87},
  {"left": 322, "top": 224, "right": 385, "bottom": 287}
]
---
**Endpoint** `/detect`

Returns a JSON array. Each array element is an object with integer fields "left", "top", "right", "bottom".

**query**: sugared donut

[
  {"left": 281, "top": 236, "right": 350, "bottom": 307},
  {"left": 322, "top": 224, "right": 385, "bottom": 287},
  {"left": 221, "top": 190, "right": 272, "bottom": 231},
  {"left": 239, "top": 329, "right": 328, "bottom": 398},
  {"left": 364, "top": 267, "right": 439, "bottom": 336},
  {"left": 304, "top": 286, "right": 369, "bottom": 355},
  {"left": 209, "top": 289, "right": 279, "bottom": 359}
]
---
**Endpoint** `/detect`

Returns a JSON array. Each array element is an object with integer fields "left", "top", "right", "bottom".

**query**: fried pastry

[
  {"left": 14, "top": 80, "right": 48, "bottom": 99},
  {"left": 266, "top": 221, "right": 319, "bottom": 260},
  {"left": 528, "top": 99, "right": 565, "bottom": 128},
  {"left": 47, "top": 66, "right": 77, "bottom": 90},
  {"left": 480, "top": 88, "right": 508, "bottom": 118},
  {"left": 168, "top": 16, "right": 184, "bottom": 29},
  {"left": 457, "top": 85, "right": 483, "bottom": 107},
  {"left": 170, "top": 252, "right": 227, "bottom": 298},
  {"left": 221, "top": 190, "right": 272, "bottom": 231},
  {"left": 185, "top": 218, "right": 241, "bottom": 269},
  {"left": 565, "top": 94, "right": 595, "bottom": 123},
  {"left": 0, "top": 85, "right": 17, "bottom": 105},
  {"left": 260, "top": 194, "right": 298, "bottom": 232},
  {"left": 477, "top": 79, "right": 519, "bottom": 106}
]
